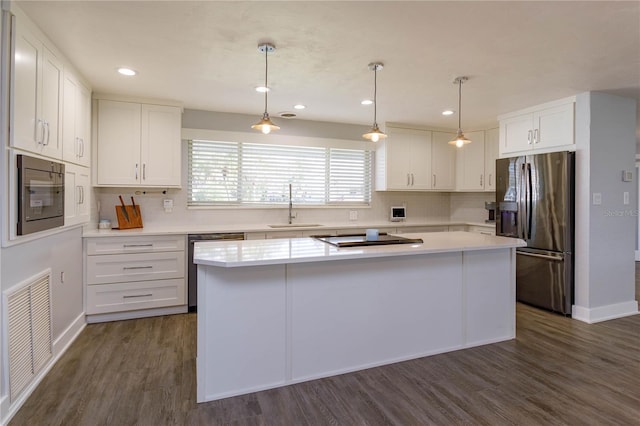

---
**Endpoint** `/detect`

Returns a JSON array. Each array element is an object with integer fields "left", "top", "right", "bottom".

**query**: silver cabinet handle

[
  {"left": 143, "top": 163, "right": 146, "bottom": 180},
  {"left": 122, "top": 266, "right": 153, "bottom": 270},
  {"left": 533, "top": 129, "right": 539, "bottom": 144},
  {"left": 36, "top": 119, "right": 45, "bottom": 144},
  {"left": 432, "top": 174, "right": 436, "bottom": 187},
  {"left": 81, "top": 186, "right": 85, "bottom": 204},
  {"left": 123, "top": 294, "right": 153, "bottom": 299},
  {"left": 407, "top": 173, "right": 410, "bottom": 186},
  {"left": 411, "top": 173, "right": 414, "bottom": 186},
  {"left": 44, "top": 121, "right": 50, "bottom": 145},
  {"left": 135, "top": 163, "right": 139, "bottom": 180},
  {"left": 123, "top": 244, "right": 153, "bottom": 248},
  {"left": 480, "top": 175, "right": 483, "bottom": 186},
  {"left": 488, "top": 174, "right": 492, "bottom": 187},
  {"left": 76, "top": 185, "right": 83, "bottom": 204},
  {"left": 527, "top": 130, "right": 532, "bottom": 145}
]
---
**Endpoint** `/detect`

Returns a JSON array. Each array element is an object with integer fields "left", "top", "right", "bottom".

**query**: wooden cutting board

[{"left": 115, "top": 205, "right": 143, "bottom": 229}]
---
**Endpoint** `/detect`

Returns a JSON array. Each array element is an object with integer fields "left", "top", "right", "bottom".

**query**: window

[{"left": 188, "top": 139, "right": 372, "bottom": 206}]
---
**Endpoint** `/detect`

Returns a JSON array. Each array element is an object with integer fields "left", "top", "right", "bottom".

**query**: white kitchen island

[{"left": 193, "top": 231, "right": 526, "bottom": 403}]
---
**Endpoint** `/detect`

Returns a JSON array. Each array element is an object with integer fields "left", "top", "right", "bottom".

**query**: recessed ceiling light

[
  {"left": 361, "top": 99, "right": 373, "bottom": 105},
  {"left": 279, "top": 112, "right": 297, "bottom": 118},
  {"left": 293, "top": 104, "right": 306, "bottom": 110},
  {"left": 117, "top": 67, "right": 137, "bottom": 76},
  {"left": 255, "top": 86, "right": 270, "bottom": 93},
  {"left": 442, "top": 110, "right": 455, "bottom": 116}
]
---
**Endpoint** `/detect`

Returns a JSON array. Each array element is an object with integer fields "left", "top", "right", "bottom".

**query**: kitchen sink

[{"left": 268, "top": 223, "right": 323, "bottom": 228}]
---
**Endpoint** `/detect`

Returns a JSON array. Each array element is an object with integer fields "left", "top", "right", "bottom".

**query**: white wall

[
  {"left": 574, "top": 92, "right": 638, "bottom": 322},
  {"left": 450, "top": 192, "right": 495, "bottom": 223}
]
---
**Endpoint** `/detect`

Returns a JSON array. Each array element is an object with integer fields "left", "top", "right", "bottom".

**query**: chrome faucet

[{"left": 288, "top": 184, "right": 294, "bottom": 224}]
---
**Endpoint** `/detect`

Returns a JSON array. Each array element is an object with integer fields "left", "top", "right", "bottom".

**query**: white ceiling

[{"left": 16, "top": 1, "right": 640, "bottom": 135}]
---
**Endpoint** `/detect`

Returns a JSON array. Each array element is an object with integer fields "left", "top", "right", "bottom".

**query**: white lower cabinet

[{"left": 84, "top": 235, "right": 186, "bottom": 319}]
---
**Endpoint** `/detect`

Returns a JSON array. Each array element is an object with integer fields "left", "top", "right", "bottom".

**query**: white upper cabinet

[
  {"left": 431, "top": 132, "right": 457, "bottom": 190},
  {"left": 484, "top": 128, "right": 499, "bottom": 192},
  {"left": 455, "top": 131, "right": 485, "bottom": 191},
  {"left": 376, "top": 127, "right": 457, "bottom": 191},
  {"left": 62, "top": 71, "right": 91, "bottom": 167},
  {"left": 498, "top": 96, "right": 575, "bottom": 157},
  {"left": 375, "top": 127, "right": 432, "bottom": 191},
  {"left": 95, "top": 99, "right": 182, "bottom": 187},
  {"left": 13, "top": 19, "right": 63, "bottom": 159}
]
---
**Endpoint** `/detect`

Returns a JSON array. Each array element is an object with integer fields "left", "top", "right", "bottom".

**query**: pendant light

[
  {"left": 252, "top": 43, "right": 280, "bottom": 134},
  {"left": 449, "top": 76, "right": 472, "bottom": 148},
  {"left": 362, "top": 62, "right": 387, "bottom": 142}
]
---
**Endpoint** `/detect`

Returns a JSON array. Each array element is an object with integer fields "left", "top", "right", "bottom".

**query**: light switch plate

[{"left": 349, "top": 210, "right": 358, "bottom": 221}]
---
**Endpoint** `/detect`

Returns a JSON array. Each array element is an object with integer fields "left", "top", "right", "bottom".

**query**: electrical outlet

[
  {"left": 349, "top": 211, "right": 358, "bottom": 221},
  {"left": 163, "top": 198, "right": 173, "bottom": 212},
  {"left": 592, "top": 193, "right": 602, "bottom": 205}
]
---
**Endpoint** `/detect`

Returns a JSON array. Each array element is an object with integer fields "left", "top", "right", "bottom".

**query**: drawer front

[
  {"left": 86, "top": 279, "right": 186, "bottom": 314},
  {"left": 86, "top": 235, "right": 186, "bottom": 255},
  {"left": 468, "top": 225, "right": 496, "bottom": 236},
  {"left": 87, "top": 252, "right": 185, "bottom": 285},
  {"left": 395, "top": 226, "right": 448, "bottom": 233}
]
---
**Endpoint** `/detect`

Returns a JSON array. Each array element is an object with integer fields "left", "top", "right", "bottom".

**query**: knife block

[{"left": 115, "top": 204, "right": 143, "bottom": 229}]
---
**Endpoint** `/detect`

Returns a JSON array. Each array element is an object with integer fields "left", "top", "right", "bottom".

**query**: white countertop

[
  {"left": 82, "top": 221, "right": 495, "bottom": 238},
  {"left": 193, "top": 231, "right": 525, "bottom": 268}
]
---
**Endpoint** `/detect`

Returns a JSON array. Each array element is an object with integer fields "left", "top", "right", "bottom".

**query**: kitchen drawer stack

[{"left": 85, "top": 235, "right": 186, "bottom": 322}]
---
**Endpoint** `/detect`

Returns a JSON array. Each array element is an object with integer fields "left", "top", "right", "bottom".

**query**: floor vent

[{"left": 5, "top": 271, "right": 53, "bottom": 402}]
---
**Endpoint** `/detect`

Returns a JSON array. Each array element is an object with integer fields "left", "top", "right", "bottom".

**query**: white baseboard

[
  {"left": 572, "top": 300, "right": 639, "bottom": 323},
  {"left": 1, "top": 312, "right": 86, "bottom": 426},
  {"left": 86, "top": 305, "right": 188, "bottom": 324},
  {"left": 53, "top": 312, "right": 86, "bottom": 354}
]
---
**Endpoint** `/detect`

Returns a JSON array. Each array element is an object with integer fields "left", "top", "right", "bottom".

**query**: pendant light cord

[
  {"left": 373, "top": 67, "right": 378, "bottom": 126},
  {"left": 264, "top": 47, "right": 269, "bottom": 115},
  {"left": 457, "top": 78, "right": 462, "bottom": 131}
]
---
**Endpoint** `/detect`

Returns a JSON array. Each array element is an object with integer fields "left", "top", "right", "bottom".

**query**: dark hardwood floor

[{"left": 9, "top": 279, "right": 640, "bottom": 426}]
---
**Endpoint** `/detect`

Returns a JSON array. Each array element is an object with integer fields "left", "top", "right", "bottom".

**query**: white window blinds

[{"left": 188, "top": 139, "right": 372, "bottom": 206}]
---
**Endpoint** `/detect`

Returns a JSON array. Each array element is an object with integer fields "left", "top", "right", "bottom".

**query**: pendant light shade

[
  {"left": 363, "top": 62, "right": 387, "bottom": 142},
  {"left": 449, "top": 76, "right": 471, "bottom": 148},
  {"left": 252, "top": 43, "right": 280, "bottom": 134}
]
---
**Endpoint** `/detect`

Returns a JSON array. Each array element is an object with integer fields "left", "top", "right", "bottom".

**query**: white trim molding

[{"left": 572, "top": 300, "right": 639, "bottom": 324}]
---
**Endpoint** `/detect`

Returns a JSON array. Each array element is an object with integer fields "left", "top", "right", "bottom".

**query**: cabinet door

[
  {"left": 499, "top": 113, "right": 532, "bottom": 156},
  {"left": 76, "top": 83, "right": 91, "bottom": 167},
  {"left": 534, "top": 103, "right": 574, "bottom": 150},
  {"left": 96, "top": 100, "right": 141, "bottom": 185},
  {"left": 64, "top": 165, "right": 78, "bottom": 225},
  {"left": 140, "top": 104, "right": 182, "bottom": 187},
  {"left": 13, "top": 22, "right": 41, "bottom": 152},
  {"left": 64, "top": 164, "right": 90, "bottom": 226},
  {"left": 62, "top": 72, "right": 79, "bottom": 163},
  {"left": 431, "top": 132, "right": 456, "bottom": 190},
  {"left": 409, "top": 130, "right": 432, "bottom": 190},
  {"left": 484, "top": 128, "right": 499, "bottom": 191},
  {"left": 384, "top": 127, "right": 415, "bottom": 189},
  {"left": 40, "top": 47, "right": 63, "bottom": 159},
  {"left": 76, "top": 167, "right": 90, "bottom": 222},
  {"left": 456, "top": 130, "right": 485, "bottom": 191}
]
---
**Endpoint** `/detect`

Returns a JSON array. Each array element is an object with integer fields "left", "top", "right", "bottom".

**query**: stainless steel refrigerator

[{"left": 495, "top": 151, "right": 575, "bottom": 315}]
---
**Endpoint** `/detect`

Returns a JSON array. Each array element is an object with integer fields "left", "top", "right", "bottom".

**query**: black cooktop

[{"left": 313, "top": 234, "right": 423, "bottom": 248}]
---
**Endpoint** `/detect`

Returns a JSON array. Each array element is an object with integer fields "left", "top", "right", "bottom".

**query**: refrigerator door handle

[
  {"left": 519, "top": 162, "right": 526, "bottom": 239},
  {"left": 526, "top": 162, "right": 532, "bottom": 240},
  {"left": 517, "top": 251, "right": 563, "bottom": 261}
]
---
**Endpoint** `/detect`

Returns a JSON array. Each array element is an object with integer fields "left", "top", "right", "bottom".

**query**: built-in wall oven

[
  {"left": 17, "top": 154, "right": 65, "bottom": 235},
  {"left": 188, "top": 232, "right": 245, "bottom": 312}
]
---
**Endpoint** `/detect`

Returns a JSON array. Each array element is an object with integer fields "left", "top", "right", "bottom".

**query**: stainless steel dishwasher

[{"left": 188, "top": 233, "right": 245, "bottom": 312}]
